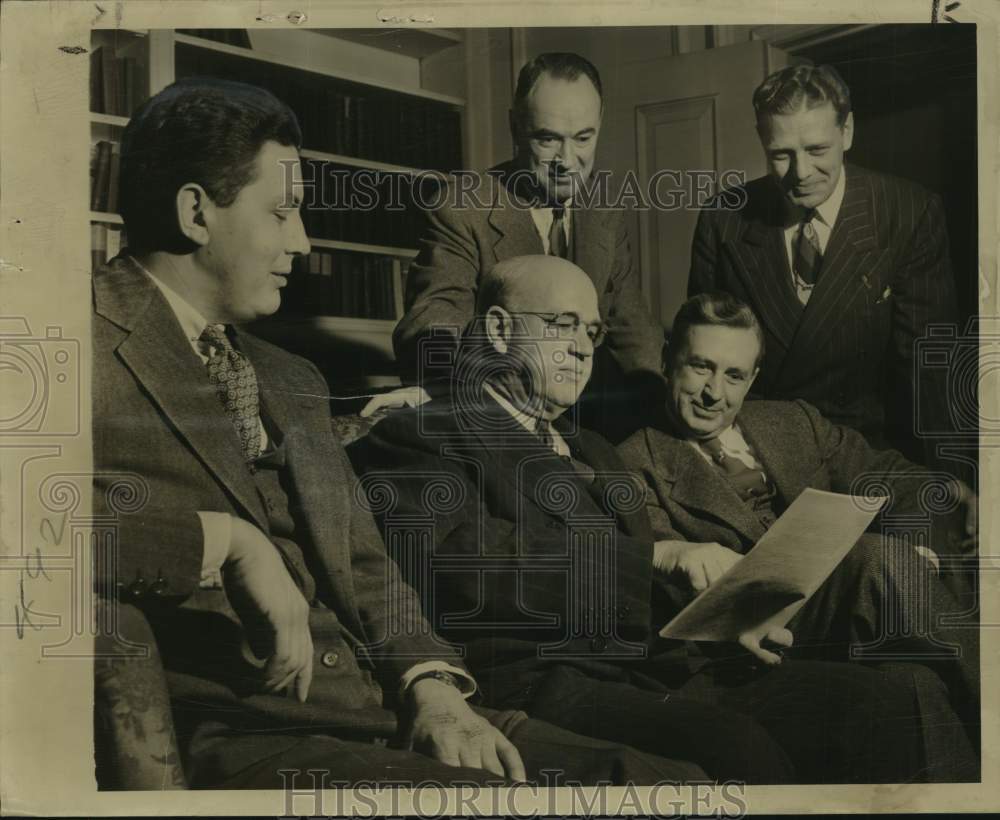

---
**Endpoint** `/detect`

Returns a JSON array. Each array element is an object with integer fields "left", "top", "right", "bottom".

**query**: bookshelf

[{"left": 89, "top": 26, "right": 469, "bottom": 388}]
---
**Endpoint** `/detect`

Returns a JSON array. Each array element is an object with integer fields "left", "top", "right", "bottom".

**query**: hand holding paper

[{"left": 660, "top": 488, "right": 887, "bottom": 643}]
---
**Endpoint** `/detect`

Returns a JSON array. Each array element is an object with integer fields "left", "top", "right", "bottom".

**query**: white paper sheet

[{"left": 659, "top": 488, "right": 887, "bottom": 641}]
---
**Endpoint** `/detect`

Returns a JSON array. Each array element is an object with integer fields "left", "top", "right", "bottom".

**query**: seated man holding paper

[
  {"left": 618, "top": 291, "right": 979, "bottom": 752},
  {"left": 349, "top": 254, "right": 970, "bottom": 784}
]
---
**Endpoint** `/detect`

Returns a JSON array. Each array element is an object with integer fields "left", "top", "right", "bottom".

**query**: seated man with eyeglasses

[{"left": 348, "top": 254, "right": 944, "bottom": 784}]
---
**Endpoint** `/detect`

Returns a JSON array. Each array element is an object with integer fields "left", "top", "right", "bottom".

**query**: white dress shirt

[{"left": 782, "top": 168, "right": 846, "bottom": 304}]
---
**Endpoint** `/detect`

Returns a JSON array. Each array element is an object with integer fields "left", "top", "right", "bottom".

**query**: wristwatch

[{"left": 408, "top": 669, "right": 462, "bottom": 693}]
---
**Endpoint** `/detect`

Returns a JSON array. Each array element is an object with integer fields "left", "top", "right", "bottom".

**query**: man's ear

[
  {"left": 176, "top": 183, "right": 211, "bottom": 246},
  {"left": 485, "top": 305, "right": 512, "bottom": 354},
  {"left": 842, "top": 111, "right": 855, "bottom": 152}
]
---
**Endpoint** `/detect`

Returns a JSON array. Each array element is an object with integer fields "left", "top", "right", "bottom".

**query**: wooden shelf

[
  {"left": 90, "top": 211, "right": 123, "bottom": 224},
  {"left": 299, "top": 147, "right": 445, "bottom": 177},
  {"left": 174, "top": 32, "right": 466, "bottom": 107},
  {"left": 274, "top": 315, "right": 398, "bottom": 332},
  {"left": 90, "top": 112, "right": 130, "bottom": 127},
  {"left": 307, "top": 236, "right": 418, "bottom": 258},
  {"left": 314, "top": 28, "right": 463, "bottom": 60}
]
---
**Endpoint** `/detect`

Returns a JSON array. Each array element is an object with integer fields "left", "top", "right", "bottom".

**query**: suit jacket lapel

[
  {"left": 646, "top": 426, "right": 767, "bottom": 544},
  {"left": 488, "top": 171, "right": 545, "bottom": 261},
  {"left": 732, "top": 186, "right": 803, "bottom": 353},
  {"left": 736, "top": 405, "right": 804, "bottom": 509},
  {"left": 571, "top": 207, "right": 614, "bottom": 293},
  {"left": 95, "top": 257, "right": 268, "bottom": 531},
  {"left": 783, "top": 167, "right": 880, "bottom": 363}
]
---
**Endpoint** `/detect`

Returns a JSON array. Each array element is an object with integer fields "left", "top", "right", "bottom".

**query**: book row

[
  {"left": 90, "top": 140, "right": 121, "bottom": 213},
  {"left": 279, "top": 250, "right": 401, "bottom": 320},
  {"left": 175, "top": 42, "right": 463, "bottom": 172},
  {"left": 91, "top": 223, "right": 127, "bottom": 271},
  {"left": 90, "top": 45, "right": 145, "bottom": 117}
]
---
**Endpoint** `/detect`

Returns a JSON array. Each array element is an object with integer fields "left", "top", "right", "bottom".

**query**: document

[{"left": 659, "top": 488, "right": 887, "bottom": 641}]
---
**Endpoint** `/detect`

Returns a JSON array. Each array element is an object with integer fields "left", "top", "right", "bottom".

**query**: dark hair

[
  {"left": 665, "top": 292, "right": 766, "bottom": 371},
  {"left": 752, "top": 64, "right": 851, "bottom": 128},
  {"left": 119, "top": 77, "right": 302, "bottom": 254},
  {"left": 512, "top": 53, "right": 603, "bottom": 131}
]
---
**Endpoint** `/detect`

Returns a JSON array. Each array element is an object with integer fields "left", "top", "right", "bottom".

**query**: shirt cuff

[
  {"left": 197, "top": 511, "right": 232, "bottom": 589},
  {"left": 398, "top": 661, "right": 477, "bottom": 702}
]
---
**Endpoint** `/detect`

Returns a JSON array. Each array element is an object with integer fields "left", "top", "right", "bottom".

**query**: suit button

[
  {"left": 128, "top": 577, "right": 147, "bottom": 598},
  {"left": 616, "top": 604, "right": 631, "bottom": 619},
  {"left": 149, "top": 577, "right": 169, "bottom": 596},
  {"left": 321, "top": 651, "right": 340, "bottom": 668},
  {"left": 590, "top": 637, "right": 607, "bottom": 652}
]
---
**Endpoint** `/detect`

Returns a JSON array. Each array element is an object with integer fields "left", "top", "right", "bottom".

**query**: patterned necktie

[
  {"left": 793, "top": 209, "right": 822, "bottom": 286},
  {"left": 200, "top": 324, "right": 261, "bottom": 465},
  {"left": 548, "top": 207, "right": 568, "bottom": 259}
]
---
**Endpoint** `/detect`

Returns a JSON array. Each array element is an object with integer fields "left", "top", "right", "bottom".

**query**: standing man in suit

[
  {"left": 618, "top": 291, "right": 979, "bottom": 762},
  {"left": 688, "top": 64, "right": 959, "bottom": 468},
  {"left": 389, "top": 52, "right": 664, "bottom": 441},
  {"left": 352, "top": 254, "right": 955, "bottom": 784},
  {"left": 92, "top": 76, "right": 708, "bottom": 789}
]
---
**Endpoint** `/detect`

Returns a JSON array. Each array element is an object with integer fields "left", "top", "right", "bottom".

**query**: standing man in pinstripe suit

[{"left": 689, "top": 65, "right": 959, "bottom": 470}]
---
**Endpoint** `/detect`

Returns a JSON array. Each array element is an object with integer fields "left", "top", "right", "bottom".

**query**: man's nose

[
  {"left": 555, "top": 139, "right": 577, "bottom": 167},
  {"left": 286, "top": 209, "right": 311, "bottom": 257},
  {"left": 701, "top": 374, "right": 724, "bottom": 402},
  {"left": 791, "top": 152, "right": 812, "bottom": 181}
]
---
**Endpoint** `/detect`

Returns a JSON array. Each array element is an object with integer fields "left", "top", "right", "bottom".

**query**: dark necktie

[
  {"left": 792, "top": 209, "right": 822, "bottom": 285},
  {"left": 200, "top": 324, "right": 262, "bottom": 465},
  {"left": 698, "top": 436, "right": 771, "bottom": 501},
  {"left": 537, "top": 419, "right": 596, "bottom": 482},
  {"left": 548, "top": 207, "right": 568, "bottom": 259}
]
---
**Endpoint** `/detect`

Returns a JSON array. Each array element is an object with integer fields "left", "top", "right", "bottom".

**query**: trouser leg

[
  {"left": 674, "top": 657, "right": 931, "bottom": 784},
  {"left": 500, "top": 665, "right": 793, "bottom": 784},
  {"left": 789, "top": 534, "right": 979, "bottom": 739}
]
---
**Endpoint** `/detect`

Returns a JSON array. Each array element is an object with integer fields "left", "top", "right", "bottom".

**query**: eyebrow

[{"left": 528, "top": 127, "right": 596, "bottom": 140}]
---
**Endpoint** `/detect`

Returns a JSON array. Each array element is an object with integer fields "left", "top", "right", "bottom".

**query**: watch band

[{"left": 407, "top": 669, "right": 462, "bottom": 693}]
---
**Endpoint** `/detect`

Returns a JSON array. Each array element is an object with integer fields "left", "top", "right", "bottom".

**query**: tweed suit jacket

[
  {"left": 689, "top": 165, "right": 958, "bottom": 459},
  {"left": 348, "top": 393, "right": 659, "bottom": 692},
  {"left": 393, "top": 160, "right": 664, "bottom": 386},
  {"left": 618, "top": 399, "right": 925, "bottom": 553},
  {"left": 93, "top": 255, "right": 467, "bottom": 738}
]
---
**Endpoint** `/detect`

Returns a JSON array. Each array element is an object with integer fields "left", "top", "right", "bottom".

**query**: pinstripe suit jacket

[
  {"left": 689, "top": 165, "right": 957, "bottom": 462},
  {"left": 93, "top": 255, "right": 466, "bottom": 739}
]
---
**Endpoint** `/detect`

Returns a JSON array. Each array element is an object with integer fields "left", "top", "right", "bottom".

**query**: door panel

[{"left": 601, "top": 39, "right": 789, "bottom": 327}]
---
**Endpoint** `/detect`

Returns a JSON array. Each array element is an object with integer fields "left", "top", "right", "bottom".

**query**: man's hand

[
  {"left": 653, "top": 539, "right": 743, "bottom": 592},
  {"left": 951, "top": 479, "right": 978, "bottom": 551},
  {"left": 406, "top": 678, "right": 526, "bottom": 781},
  {"left": 360, "top": 386, "right": 432, "bottom": 417},
  {"left": 223, "top": 517, "right": 313, "bottom": 702},
  {"left": 737, "top": 626, "right": 794, "bottom": 666}
]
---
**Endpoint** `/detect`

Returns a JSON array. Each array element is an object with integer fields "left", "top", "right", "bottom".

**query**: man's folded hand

[{"left": 223, "top": 517, "right": 314, "bottom": 703}]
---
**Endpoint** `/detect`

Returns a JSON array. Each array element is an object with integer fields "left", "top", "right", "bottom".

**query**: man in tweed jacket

[{"left": 618, "top": 292, "right": 979, "bottom": 767}]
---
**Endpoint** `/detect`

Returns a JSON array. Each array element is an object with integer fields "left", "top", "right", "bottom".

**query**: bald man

[{"left": 349, "top": 254, "right": 940, "bottom": 785}]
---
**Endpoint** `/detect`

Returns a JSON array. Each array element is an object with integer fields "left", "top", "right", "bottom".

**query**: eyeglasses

[{"left": 509, "top": 312, "right": 608, "bottom": 348}]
